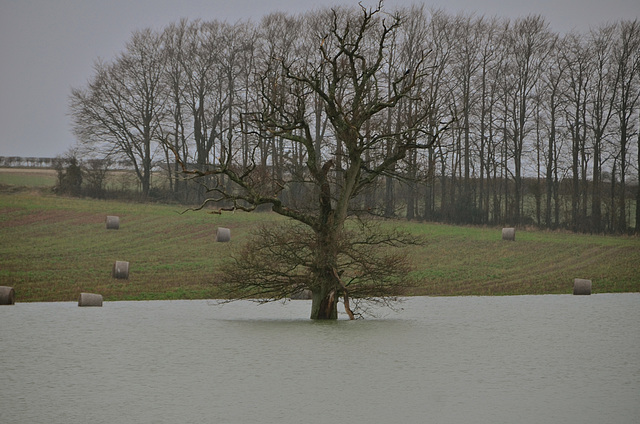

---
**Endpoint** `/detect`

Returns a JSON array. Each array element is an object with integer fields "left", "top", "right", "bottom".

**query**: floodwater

[{"left": 1, "top": 294, "right": 639, "bottom": 424}]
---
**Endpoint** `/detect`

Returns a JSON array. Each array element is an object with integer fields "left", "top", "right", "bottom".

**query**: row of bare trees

[{"left": 70, "top": 6, "right": 640, "bottom": 233}]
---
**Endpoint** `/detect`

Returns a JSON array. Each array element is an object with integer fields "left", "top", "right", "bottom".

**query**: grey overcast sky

[{"left": 1, "top": 0, "right": 638, "bottom": 158}]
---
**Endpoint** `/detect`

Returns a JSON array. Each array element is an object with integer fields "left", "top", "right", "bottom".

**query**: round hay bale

[
  {"left": 502, "top": 227, "right": 516, "bottom": 241},
  {"left": 573, "top": 278, "right": 592, "bottom": 295},
  {"left": 112, "top": 261, "right": 130, "bottom": 279},
  {"left": 106, "top": 215, "right": 120, "bottom": 230},
  {"left": 78, "top": 292, "right": 103, "bottom": 307},
  {"left": 0, "top": 286, "right": 15, "bottom": 305},
  {"left": 216, "top": 227, "right": 231, "bottom": 242}
]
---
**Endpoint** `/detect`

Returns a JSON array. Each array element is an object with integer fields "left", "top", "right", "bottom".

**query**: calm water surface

[{"left": 1, "top": 294, "right": 639, "bottom": 424}]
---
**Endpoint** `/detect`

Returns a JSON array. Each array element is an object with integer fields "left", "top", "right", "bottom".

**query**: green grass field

[
  {"left": 1, "top": 188, "right": 638, "bottom": 302},
  {"left": 0, "top": 168, "right": 57, "bottom": 187}
]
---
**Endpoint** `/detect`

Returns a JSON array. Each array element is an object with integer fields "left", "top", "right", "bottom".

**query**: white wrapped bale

[
  {"left": 216, "top": 227, "right": 231, "bottom": 242},
  {"left": 502, "top": 227, "right": 516, "bottom": 241},
  {"left": 112, "top": 261, "right": 130, "bottom": 279},
  {"left": 573, "top": 278, "right": 592, "bottom": 295},
  {"left": 106, "top": 215, "right": 120, "bottom": 230},
  {"left": 78, "top": 292, "right": 103, "bottom": 307},
  {"left": 0, "top": 286, "right": 15, "bottom": 305}
]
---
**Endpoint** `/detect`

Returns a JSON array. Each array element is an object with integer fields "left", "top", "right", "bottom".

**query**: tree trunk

[
  {"left": 384, "top": 173, "right": 395, "bottom": 217},
  {"left": 424, "top": 147, "right": 435, "bottom": 221},
  {"left": 546, "top": 105, "right": 556, "bottom": 228},
  {"left": 592, "top": 133, "right": 602, "bottom": 233},
  {"left": 571, "top": 125, "right": 580, "bottom": 232},
  {"left": 310, "top": 160, "right": 341, "bottom": 321},
  {"left": 310, "top": 278, "right": 338, "bottom": 320},
  {"left": 309, "top": 236, "right": 339, "bottom": 320},
  {"left": 406, "top": 149, "right": 416, "bottom": 220},
  {"left": 618, "top": 126, "right": 628, "bottom": 233},
  {"left": 610, "top": 159, "right": 617, "bottom": 232},
  {"left": 636, "top": 124, "right": 640, "bottom": 233}
]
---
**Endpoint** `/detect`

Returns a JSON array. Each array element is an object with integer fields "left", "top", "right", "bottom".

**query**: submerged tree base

[
  {"left": 311, "top": 289, "right": 338, "bottom": 320},
  {"left": 217, "top": 220, "right": 418, "bottom": 320}
]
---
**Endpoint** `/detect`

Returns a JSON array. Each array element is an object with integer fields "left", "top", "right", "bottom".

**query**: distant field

[
  {"left": 0, "top": 167, "right": 57, "bottom": 187},
  {"left": 0, "top": 167, "right": 168, "bottom": 191},
  {"left": 1, "top": 190, "right": 638, "bottom": 302}
]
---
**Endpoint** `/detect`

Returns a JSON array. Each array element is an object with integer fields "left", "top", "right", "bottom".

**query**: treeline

[
  {"left": 69, "top": 5, "right": 639, "bottom": 233},
  {"left": 0, "top": 156, "right": 56, "bottom": 168},
  {"left": 0, "top": 156, "right": 134, "bottom": 169}
]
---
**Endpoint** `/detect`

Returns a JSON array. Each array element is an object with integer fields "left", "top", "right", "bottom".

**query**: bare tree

[
  {"left": 448, "top": 13, "right": 483, "bottom": 222},
  {"left": 612, "top": 20, "right": 640, "bottom": 232},
  {"left": 177, "top": 20, "right": 230, "bottom": 200},
  {"left": 417, "top": 9, "right": 456, "bottom": 221},
  {"left": 503, "top": 15, "right": 555, "bottom": 225},
  {"left": 587, "top": 24, "right": 620, "bottom": 232},
  {"left": 539, "top": 35, "right": 568, "bottom": 228},
  {"left": 479, "top": 18, "right": 509, "bottom": 225},
  {"left": 178, "top": 4, "right": 450, "bottom": 319},
  {"left": 561, "top": 33, "right": 591, "bottom": 231},
  {"left": 162, "top": 19, "right": 191, "bottom": 198},
  {"left": 70, "top": 28, "right": 168, "bottom": 197},
  {"left": 636, "top": 108, "right": 640, "bottom": 234}
]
